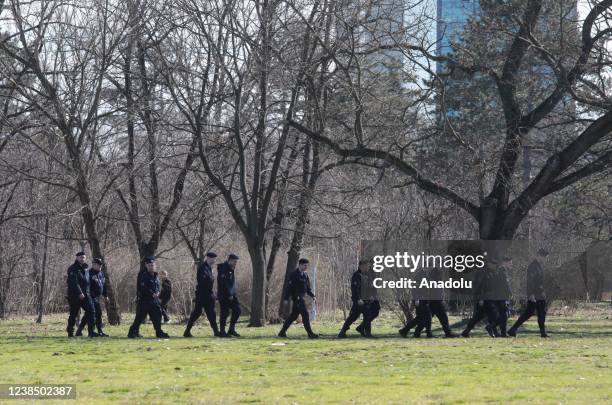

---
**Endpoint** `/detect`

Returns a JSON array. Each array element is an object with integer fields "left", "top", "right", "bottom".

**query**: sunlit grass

[{"left": 1, "top": 312, "right": 610, "bottom": 404}]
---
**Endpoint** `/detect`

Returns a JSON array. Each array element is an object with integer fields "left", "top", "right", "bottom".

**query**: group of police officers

[{"left": 65, "top": 249, "right": 549, "bottom": 339}]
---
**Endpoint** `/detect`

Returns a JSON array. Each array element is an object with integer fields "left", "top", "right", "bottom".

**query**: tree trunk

[
  {"left": 248, "top": 243, "right": 267, "bottom": 327},
  {"left": 278, "top": 139, "right": 319, "bottom": 318},
  {"left": 36, "top": 216, "right": 49, "bottom": 323},
  {"left": 78, "top": 187, "right": 121, "bottom": 324}
]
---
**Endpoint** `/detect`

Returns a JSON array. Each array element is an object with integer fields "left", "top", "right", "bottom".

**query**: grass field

[{"left": 0, "top": 310, "right": 610, "bottom": 404}]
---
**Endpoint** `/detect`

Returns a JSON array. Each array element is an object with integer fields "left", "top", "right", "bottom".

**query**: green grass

[{"left": 0, "top": 312, "right": 610, "bottom": 404}]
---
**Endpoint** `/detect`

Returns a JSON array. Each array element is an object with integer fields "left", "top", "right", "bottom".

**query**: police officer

[
  {"left": 338, "top": 259, "right": 375, "bottom": 338},
  {"left": 278, "top": 258, "right": 319, "bottom": 338},
  {"left": 217, "top": 254, "right": 241, "bottom": 337},
  {"left": 399, "top": 268, "right": 432, "bottom": 338},
  {"left": 159, "top": 270, "right": 172, "bottom": 323},
  {"left": 362, "top": 268, "right": 381, "bottom": 337},
  {"left": 420, "top": 268, "right": 459, "bottom": 338},
  {"left": 66, "top": 251, "right": 98, "bottom": 338},
  {"left": 489, "top": 256, "right": 513, "bottom": 337},
  {"left": 184, "top": 252, "right": 222, "bottom": 337},
  {"left": 399, "top": 300, "right": 432, "bottom": 338},
  {"left": 508, "top": 248, "right": 549, "bottom": 338},
  {"left": 76, "top": 258, "right": 108, "bottom": 337},
  {"left": 127, "top": 257, "right": 169, "bottom": 338},
  {"left": 461, "top": 261, "right": 497, "bottom": 337}
]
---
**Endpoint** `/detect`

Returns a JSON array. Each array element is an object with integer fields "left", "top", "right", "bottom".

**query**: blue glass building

[{"left": 436, "top": 0, "right": 480, "bottom": 71}]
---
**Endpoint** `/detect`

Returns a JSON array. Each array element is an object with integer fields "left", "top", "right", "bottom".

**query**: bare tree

[{"left": 288, "top": 0, "right": 612, "bottom": 240}]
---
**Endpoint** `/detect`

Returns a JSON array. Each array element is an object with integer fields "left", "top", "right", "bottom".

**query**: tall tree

[{"left": 288, "top": 0, "right": 612, "bottom": 240}]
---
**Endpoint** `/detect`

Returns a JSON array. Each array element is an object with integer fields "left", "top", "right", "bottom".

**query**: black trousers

[
  {"left": 510, "top": 300, "right": 547, "bottom": 334},
  {"left": 129, "top": 300, "right": 163, "bottom": 336},
  {"left": 67, "top": 295, "right": 96, "bottom": 335},
  {"left": 428, "top": 300, "right": 453, "bottom": 335},
  {"left": 490, "top": 300, "right": 509, "bottom": 335},
  {"left": 281, "top": 297, "right": 314, "bottom": 335},
  {"left": 160, "top": 298, "right": 170, "bottom": 321},
  {"left": 77, "top": 297, "right": 103, "bottom": 333},
  {"left": 462, "top": 302, "right": 487, "bottom": 335},
  {"left": 366, "top": 300, "right": 381, "bottom": 333},
  {"left": 341, "top": 301, "right": 369, "bottom": 332},
  {"left": 219, "top": 296, "right": 241, "bottom": 332},
  {"left": 186, "top": 296, "right": 218, "bottom": 332},
  {"left": 401, "top": 301, "right": 431, "bottom": 336},
  {"left": 463, "top": 301, "right": 500, "bottom": 335}
]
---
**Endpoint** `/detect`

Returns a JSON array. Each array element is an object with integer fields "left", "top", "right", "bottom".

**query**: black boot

[
  {"left": 304, "top": 321, "right": 318, "bottom": 339},
  {"left": 278, "top": 319, "right": 291, "bottom": 338},
  {"left": 184, "top": 321, "right": 194, "bottom": 337},
  {"left": 399, "top": 326, "right": 410, "bottom": 338},
  {"left": 355, "top": 324, "right": 366, "bottom": 337},
  {"left": 127, "top": 326, "right": 141, "bottom": 338},
  {"left": 337, "top": 328, "right": 348, "bottom": 339},
  {"left": 211, "top": 322, "right": 223, "bottom": 337},
  {"left": 87, "top": 324, "right": 99, "bottom": 338},
  {"left": 227, "top": 328, "right": 240, "bottom": 337},
  {"left": 75, "top": 321, "right": 84, "bottom": 336},
  {"left": 220, "top": 318, "right": 227, "bottom": 337}
]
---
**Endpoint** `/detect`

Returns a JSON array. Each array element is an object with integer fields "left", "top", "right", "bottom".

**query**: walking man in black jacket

[
  {"left": 338, "top": 259, "right": 376, "bottom": 338},
  {"left": 217, "top": 254, "right": 241, "bottom": 337},
  {"left": 66, "top": 251, "right": 98, "bottom": 338},
  {"left": 127, "top": 257, "right": 169, "bottom": 339},
  {"left": 399, "top": 268, "right": 432, "bottom": 338},
  {"left": 184, "top": 252, "right": 222, "bottom": 337},
  {"left": 76, "top": 258, "right": 108, "bottom": 337},
  {"left": 508, "top": 248, "right": 550, "bottom": 337},
  {"left": 278, "top": 258, "right": 319, "bottom": 339},
  {"left": 159, "top": 270, "right": 172, "bottom": 323}
]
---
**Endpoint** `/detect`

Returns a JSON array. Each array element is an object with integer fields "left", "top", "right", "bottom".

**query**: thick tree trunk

[
  {"left": 248, "top": 243, "right": 267, "bottom": 327},
  {"left": 278, "top": 192, "right": 314, "bottom": 318},
  {"left": 278, "top": 139, "right": 319, "bottom": 318},
  {"left": 264, "top": 136, "right": 299, "bottom": 321},
  {"left": 78, "top": 186, "right": 121, "bottom": 325}
]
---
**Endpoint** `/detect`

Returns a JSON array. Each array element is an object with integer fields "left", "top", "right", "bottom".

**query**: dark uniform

[
  {"left": 509, "top": 258, "right": 548, "bottom": 337},
  {"left": 128, "top": 261, "right": 168, "bottom": 338},
  {"left": 66, "top": 260, "right": 97, "bottom": 337},
  {"left": 461, "top": 266, "right": 498, "bottom": 337},
  {"left": 363, "top": 270, "right": 381, "bottom": 336},
  {"left": 399, "top": 269, "right": 432, "bottom": 338},
  {"left": 76, "top": 265, "right": 107, "bottom": 336},
  {"left": 160, "top": 277, "right": 172, "bottom": 323},
  {"left": 418, "top": 268, "right": 458, "bottom": 338},
  {"left": 217, "top": 261, "right": 241, "bottom": 336},
  {"left": 184, "top": 260, "right": 221, "bottom": 337},
  {"left": 338, "top": 269, "right": 379, "bottom": 338},
  {"left": 278, "top": 269, "right": 318, "bottom": 338},
  {"left": 488, "top": 263, "right": 512, "bottom": 337}
]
